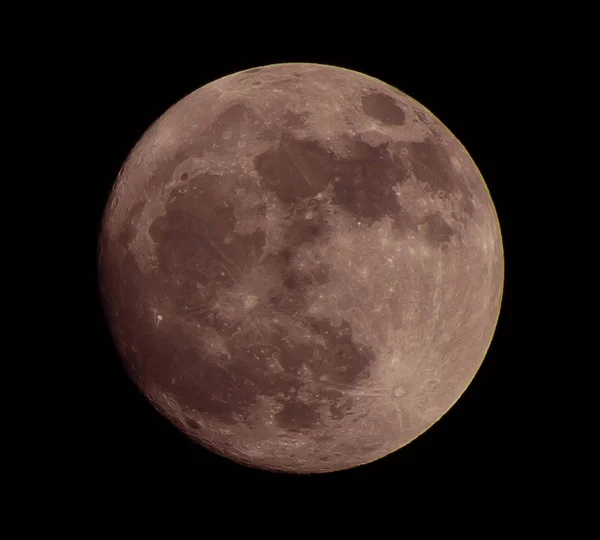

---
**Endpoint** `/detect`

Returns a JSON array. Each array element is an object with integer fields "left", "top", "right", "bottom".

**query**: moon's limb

[{"left": 99, "top": 63, "right": 503, "bottom": 473}]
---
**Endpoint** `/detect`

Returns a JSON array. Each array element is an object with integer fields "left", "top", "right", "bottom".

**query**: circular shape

[{"left": 98, "top": 63, "right": 503, "bottom": 473}]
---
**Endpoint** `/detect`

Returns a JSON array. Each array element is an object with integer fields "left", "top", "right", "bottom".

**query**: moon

[{"left": 98, "top": 63, "right": 503, "bottom": 473}]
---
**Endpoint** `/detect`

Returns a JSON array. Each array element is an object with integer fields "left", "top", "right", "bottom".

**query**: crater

[
  {"left": 362, "top": 92, "right": 406, "bottom": 126},
  {"left": 393, "top": 386, "right": 407, "bottom": 397},
  {"left": 185, "top": 417, "right": 200, "bottom": 429}
]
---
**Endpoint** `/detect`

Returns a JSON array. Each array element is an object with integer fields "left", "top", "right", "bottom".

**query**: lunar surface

[{"left": 98, "top": 63, "right": 503, "bottom": 473}]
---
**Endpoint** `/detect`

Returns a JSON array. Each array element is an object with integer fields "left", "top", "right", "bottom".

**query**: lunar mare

[{"left": 99, "top": 63, "right": 503, "bottom": 473}]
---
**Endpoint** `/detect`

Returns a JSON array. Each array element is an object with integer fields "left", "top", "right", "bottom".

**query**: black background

[{"left": 72, "top": 34, "right": 538, "bottom": 506}]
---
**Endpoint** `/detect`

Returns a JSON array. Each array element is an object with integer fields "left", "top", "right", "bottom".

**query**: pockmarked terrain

[{"left": 99, "top": 63, "right": 504, "bottom": 473}]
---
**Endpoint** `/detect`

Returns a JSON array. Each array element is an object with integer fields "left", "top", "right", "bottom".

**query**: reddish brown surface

[{"left": 99, "top": 63, "right": 503, "bottom": 473}]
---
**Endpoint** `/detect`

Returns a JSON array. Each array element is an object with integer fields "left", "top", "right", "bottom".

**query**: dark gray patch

[
  {"left": 362, "top": 93, "right": 406, "bottom": 126},
  {"left": 127, "top": 303, "right": 194, "bottom": 386},
  {"left": 217, "top": 103, "right": 247, "bottom": 124},
  {"left": 108, "top": 164, "right": 374, "bottom": 429},
  {"left": 254, "top": 135, "right": 335, "bottom": 203},
  {"left": 167, "top": 350, "right": 261, "bottom": 424},
  {"left": 283, "top": 261, "right": 330, "bottom": 290},
  {"left": 154, "top": 303, "right": 370, "bottom": 427},
  {"left": 332, "top": 139, "right": 408, "bottom": 228},
  {"left": 285, "top": 199, "right": 330, "bottom": 246},
  {"left": 306, "top": 317, "right": 376, "bottom": 386},
  {"left": 258, "top": 252, "right": 289, "bottom": 278},
  {"left": 286, "top": 216, "right": 323, "bottom": 247},
  {"left": 283, "top": 110, "right": 307, "bottom": 130},
  {"left": 154, "top": 329, "right": 312, "bottom": 424},
  {"left": 152, "top": 174, "right": 266, "bottom": 318},
  {"left": 280, "top": 231, "right": 330, "bottom": 290},
  {"left": 421, "top": 213, "right": 454, "bottom": 246},
  {"left": 148, "top": 215, "right": 167, "bottom": 243},
  {"left": 277, "top": 342, "right": 313, "bottom": 372},
  {"left": 145, "top": 333, "right": 300, "bottom": 425},
  {"left": 209, "top": 103, "right": 255, "bottom": 142},
  {"left": 259, "top": 250, "right": 313, "bottom": 315},
  {"left": 267, "top": 278, "right": 310, "bottom": 314},
  {"left": 407, "top": 139, "right": 475, "bottom": 217},
  {"left": 225, "top": 335, "right": 305, "bottom": 398},
  {"left": 275, "top": 400, "right": 321, "bottom": 431}
]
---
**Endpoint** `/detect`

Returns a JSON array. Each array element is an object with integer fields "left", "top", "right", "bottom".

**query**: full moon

[{"left": 98, "top": 63, "right": 503, "bottom": 473}]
